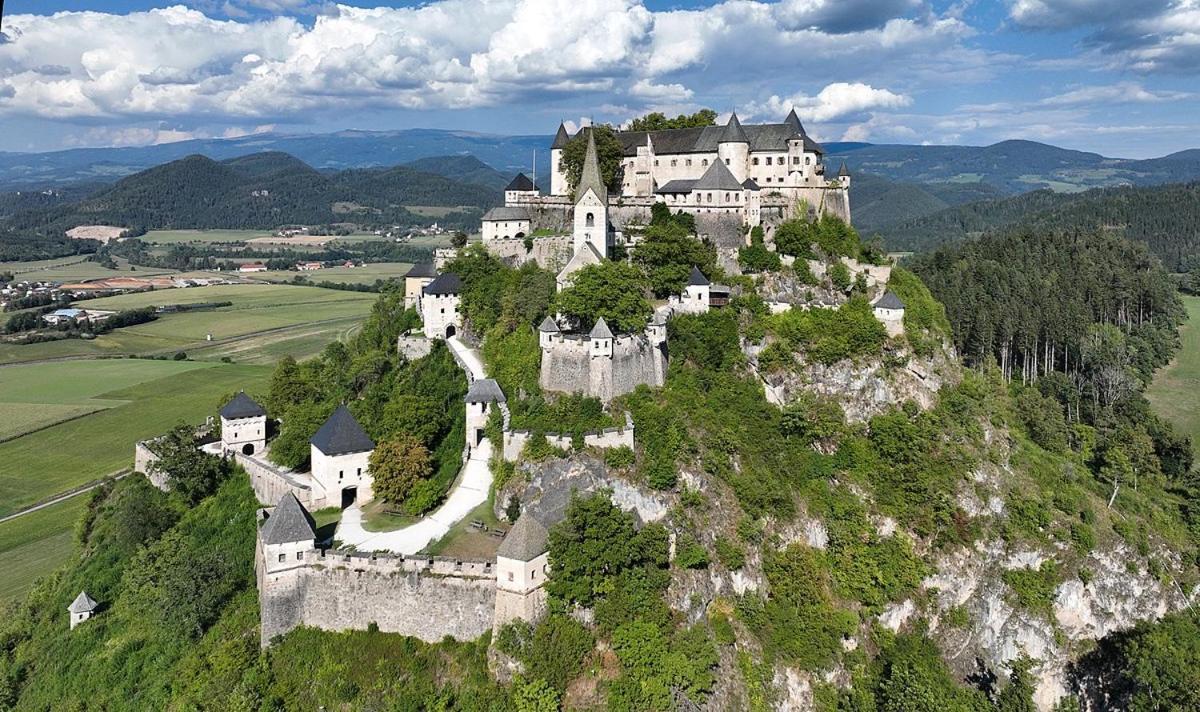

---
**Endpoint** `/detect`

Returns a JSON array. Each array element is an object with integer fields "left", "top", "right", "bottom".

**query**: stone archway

[
  {"left": 242, "top": 443, "right": 255, "bottom": 456},
  {"left": 446, "top": 324, "right": 457, "bottom": 338}
]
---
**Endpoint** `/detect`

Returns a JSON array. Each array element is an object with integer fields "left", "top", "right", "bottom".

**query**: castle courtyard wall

[{"left": 484, "top": 235, "right": 573, "bottom": 272}]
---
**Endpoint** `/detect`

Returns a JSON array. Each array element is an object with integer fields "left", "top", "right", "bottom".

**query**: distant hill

[
  {"left": 849, "top": 173, "right": 1006, "bottom": 234},
  {"left": 1, "top": 152, "right": 501, "bottom": 238},
  {"left": 879, "top": 182, "right": 1200, "bottom": 270},
  {"left": 403, "top": 155, "right": 510, "bottom": 190}
]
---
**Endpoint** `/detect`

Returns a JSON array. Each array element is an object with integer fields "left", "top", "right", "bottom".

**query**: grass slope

[
  {"left": 1147, "top": 294, "right": 1200, "bottom": 450},
  {"left": 0, "top": 496, "right": 86, "bottom": 602},
  {"left": 0, "top": 361, "right": 270, "bottom": 516}
]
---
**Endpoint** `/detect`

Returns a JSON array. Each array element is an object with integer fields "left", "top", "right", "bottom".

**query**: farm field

[
  {"left": 0, "top": 360, "right": 271, "bottom": 517},
  {"left": 6, "top": 255, "right": 175, "bottom": 283},
  {"left": 250, "top": 261, "right": 414, "bottom": 285},
  {"left": 142, "top": 229, "right": 276, "bottom": 244},
  {"left": 0, "top": 495, "right": 87, "bottom": 603},
  {"left": 1148, "top": 295, "right": 1200, "bottom": 449},
  {"left": 0, "top": 283, "right": 375, "bottom": 365}
]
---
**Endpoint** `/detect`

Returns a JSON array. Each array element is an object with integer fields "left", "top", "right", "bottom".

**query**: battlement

[
  {"left": 293, "top": 546, "right": 496, "bottom": 580},
  {"left": 502, "top": 411, "right": 634, "bottom": 461},
  {"left": 539, "top": 325, "right": 666, "bottom": 403}
]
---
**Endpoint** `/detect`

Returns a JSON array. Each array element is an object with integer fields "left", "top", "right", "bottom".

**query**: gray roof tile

[
  {"left": 577, "top": 129, "right": 607, "bottom": 204},
  {"left": 68, "top": 591, "right": 98, "bottom": 613},
  {"left": 310, "top": 404, "right": 374, "bottom": 456},
  {"left": 539, "top": 316, "right": 560, "bottom": 332},
  {"left": 482, "top": 206, "right": 530, "bottom": 221},
  {"left": 551, "top": 123, "right": 571, "bottom": 149},
  {"left": 220, "top": 391, "right": 265, "bottom": 420},
  {"left": 505, "top": 173, "right": 535, "bottom": 191},
  {"left": 422, "top": 272, "right": 462, "bottom": 295},
  {"left": 688, "top": 266, "right": 710, "bottom": 286},
  {"left": 465, "top": 378, "right": 506, "bottom": 403},
  {"left": 260, "top": 492, "right": 317, "bottom": 545},
  {"left": 874, "top": 291, "right": 905, "bottom": 310},
  {"left": 693, "top": 159, "right": 744, "bottom": 191},
  {"left": 406, "top": 263, "right": 437, "bottom": 278},
  {"left": 496, "top": 513, "right": 548, "bottom": 560},
  {"left": 590, "top": 316, "right": 614, "bottom": 339}
]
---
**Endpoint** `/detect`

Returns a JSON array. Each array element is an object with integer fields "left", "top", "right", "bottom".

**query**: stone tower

[
  {"left": 717, "top": 112, "right": 750, "bottom": 183},
  {"left": 493, "top": 513, "right": 550, "bottom": 631},
  {"left": 219, "top": 391, "right": 267, "bottom": 457},
  {"left": 256, "top": 492, "right": 318, "bottom": 645},
  {"left": 68, "top": 590, "right": 98, "bottom": 629},
  {"left": 573, "top": 128, "right": 608, "bottom": 259},
  {"left": 309, "top": 405, "right": 375, "bottom": 509},
  {"left": 465, "top": 378, "right": 506, "bottom": 448},
  {"left": 550, "top": 122, "right": 570, "bottom": 197}
]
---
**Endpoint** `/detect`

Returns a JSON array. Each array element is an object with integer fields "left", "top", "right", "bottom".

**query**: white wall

[
  {"left": 310, "top": 448, "right": 372, "bottom": 506},
  {"left": 481, "top": 219, "right": 531, "bottom": 243},
  {"left": 496, "top": 551, "right": 549, "bottom": 594},
  {"left": 422, "top": 293, "right": 462, "bottom": 339},
  {"left": 222, "top": 414, "right": 266, "bottom": 456}
]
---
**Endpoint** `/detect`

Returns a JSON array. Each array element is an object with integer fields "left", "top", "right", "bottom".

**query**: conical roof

[
  {"left": 576, "top": 128, "right": 607, "bottom": 204},
  {"left": 68, "top": 590, "right": 98, "bottom": 613},
  {"left": 719, "top": 112, "right": 749, "bottom": 144},
  {"left": 496, "top": 513, "right": 549, "bottom": 561},
  {"left": 310, "top": 404, "right": 374, "bottom": 456},
  {"left": 539, "top": 316, "right": 560, "bottom": 332},
  {"left": 551, "top": 122, "right": 571, "bottom": 149},
  {"left": 465, "top": 378, "right": 506, "bottom": 404},
  {"left": 784, "top": 108, "right": 805, "bottom": 135},
  {"left": 838, "top": 161, "right": 850, "bottom": 177},
  {"left": 260, "top": 492, "right": 317, "bottom": 545},
  {"left": 688, "top": 266, "right": 710, "bottom": 286},
  {"left": 219, "top": 391, "right": 265, "bottom": 420},
  {"left": 590, "top": 316, "right": 614, "bottom": 339}
]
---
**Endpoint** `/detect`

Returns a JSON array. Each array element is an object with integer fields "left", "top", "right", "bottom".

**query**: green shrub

[
  {"left": 604, "top": 445, "right": 635, "bottom": 469},
  {"left": 1002, "top": 561, "right": 1060, "bottom": 619},
  {"left": 770, "top": 297, "right": 887, "bottom": 365},
  {"left": 829, "top": 261, "right": 852, "bottom": 291},
  {"left": 675, "top": 532, "right": 709, "bottom": 569},
  {"left": 715, "top": 537, "right": 746, "bottom": 570},
  {"left": 521, "top": 614, "right": 594, "bottom": 692}
]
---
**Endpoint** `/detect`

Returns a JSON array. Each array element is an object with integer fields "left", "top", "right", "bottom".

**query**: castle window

[
  {"left": 278, "top": 554, "right": 285, "bottom": 563},
  {"left": 793, "top": 157, "right": 800, "bottom": 164},
  {"left": 507, "top": 572, "right": 514, "bottom": 582},
  {"left": 654, "top": 160, "right": 659, "bottom": 166},
  {"left": 670, "top": 159, "right": 677, "bottom": 167},
  {"left": 297, "top": 551, "right": 304, "bottom": 560},
  {"left": 585, "top": 212, "right": 595, "bottom": 227},
  {"left": 752, "top": 157, "right": 759, "bottom": 165},
  {"left": 357, "top": 467, "right": 361, "bottom": 476},
  {"left": 686, "top": 159, "right": 692, "bottom": 166},
  {"left": 724, "top": 158, "right": 730, "bottom": 165},
  {"left": 701, "top": 159, "right": 708, "bottom": 166},
  {"left": 765, "top": 156, "right": 772, "bottom": 165},
  {"left": 806, "top": 156, "right": 811, "bottom": 165}
]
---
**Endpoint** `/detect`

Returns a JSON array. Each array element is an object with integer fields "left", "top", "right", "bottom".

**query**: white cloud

[
  {"left": 1039, "top": 82, "right": 1191, "bottom": 106},
  {"left": 0, "top": 0, "right": 974, "bottom": 127},
  {"left": 745, "top": 83, "right": 912, "bottom": 122}
]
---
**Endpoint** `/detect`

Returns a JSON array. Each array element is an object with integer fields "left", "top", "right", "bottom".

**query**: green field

[
  {"left": 142, "top": 229, "right": 278, "bottom": 244},
  {"left": 0, "top": 495, "right": 87, "bottom": 602},
  {"left": 0, "top": 283, "right": 375, "bottom": 365},
  {"left": 0, "top": 360, "right": 271, "bottom": 517},
  {"left": 1148, "top": 295, "right": 1200, "bottom": 453},
  {"left": 5, "top": 255, "right": 176, "bottom": 283},
  {"left": 250, "top": 261, "right": 414, "bottom": 285}
]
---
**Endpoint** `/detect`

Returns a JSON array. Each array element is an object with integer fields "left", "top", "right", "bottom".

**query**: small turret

[
  {"left": 68, "top": 591, "right": 98, "bottom": 629},
  {"left": 550, "top": 122, "right": 571, "bottom": 197},
  {"left": 219, "top": 391, "right": 267, "bottom": 457},
  {"left": 718, "top": 112, "right": 750, "bottom": 182},
  {"left": 539, "top": 315, "right": 560, "bottom": 349},
  {"left": 589, "top": 317, "right": 614, "bottom": 358},
  {"left": 838, "top": 161, "right": 851, "bottom": 187},
  {"left": 718, "top": 112, "right": 749, "bottom": 144}
]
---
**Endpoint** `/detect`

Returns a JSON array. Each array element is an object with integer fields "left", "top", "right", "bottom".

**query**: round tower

[{"left": 717, "top": 112, "right": 750, "bottom": 184}]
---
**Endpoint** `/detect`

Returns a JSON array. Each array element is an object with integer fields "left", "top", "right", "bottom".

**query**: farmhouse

[{"left": 239, "top": 262, "right": 268, "bottom": 273}]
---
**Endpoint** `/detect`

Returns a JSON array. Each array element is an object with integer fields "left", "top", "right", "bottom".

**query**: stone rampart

[
  {"left": 539, "top": 333, "right": 666, "bottom": 404},
  {"left": 134, "top": 440, "right": 167, "bottom": 490},
  {"left": 484, "top": 236, "right": 573, "bottom": 271},
  {"left": 397, "top": 334, "right": 432, "bottom": 361},
  {"left": 239, "top": 452, "right": 313, "bottom": 507},
  {"left": 258, "top": 546, "right": 497, "bottom": 645},
  {"left": 502, "top": 412, "right": 634, "bottom": 461}
]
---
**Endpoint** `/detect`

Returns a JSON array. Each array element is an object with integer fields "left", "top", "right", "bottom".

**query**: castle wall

[
  {"left": 502, "top": 412, "right": 634, "bottom": 461},
  {"left": 397, "top": 334, "right": 433, "bottom": 361},
  {"left": 258, "top": 547, "right": 497, "bottom": 645},
  {"left": 238, "top": 451, "right": 315, "bottom": 507},
  {"left": 484, "top": 235, "right": 573, "bottom": 272},
  {"left": 540, "top": 334, "right": 666, "bottom": 404},
  {"left": 481, "top": 219, "right": 530, "bottom": 243},
  {"left": 134, "top": 440, "right": 167, "bottom": 490}
]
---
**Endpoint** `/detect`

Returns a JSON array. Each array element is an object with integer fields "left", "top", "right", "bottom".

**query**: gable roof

[
  {"left": 551, "top": 122, "right": 571, "bottom": 150},
  {"left": 742, "top": 178, "right": 760, "bottom": 191},
  {"left": 693, "top": 158, "right": 744, "bottom": 192},
  {"left": 422, "top": 272, "right": 462, "bottom": 296},
  {"left": 260, "top": 492, "right": 317, "bottom": 545},
  {"left": 539, "top": 316, "right": 560, "bottom": 332},
  {"left": 219, "top": 391, "right": 265, "bottom": 420},
  {"left": 874, "top": 291, "right": 905, "bottom": 310},
  {"left": 557, "top": 242, "right": 603, "bottom": 285},
  {"left": 68, "top": 591, "right": 98, "bottom": 613},
  {"left": 310, "top": 404, "right": 374, "bottom": 456},
  {"left": 482, "top": 206, "right": 530, "bottom": 221},
  {"left": 719, "top": 112, "right": 749, "bottom": 143},
  {"left": 656, "top": 179, "right": 697, "bottom": 194},
  {"left": 496, "top": 513, "right": 549, "bottom": 560},
  {"left": 612, "top": 110, "right": 822, "bottom": 156},
  {"left": 576, "top": 128, "right": 607, "bottom": 204},
  {"left": 688, "top": 266, "right": 710, "bottom": 287},
  {"left": 590, "top": 316, "right": 614, "bottom": 339},
  {"left": 505, "top": 173, "right": 535, "bottom": 191},
  {"left": 405, "top": 262, "right": 437, "bottom": 278}
]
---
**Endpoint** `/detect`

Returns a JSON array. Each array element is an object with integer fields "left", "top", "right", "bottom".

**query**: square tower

[
  {"left": 219, "top": 391, "right": 267, "bottom": 457},
  {"left": 494, "top": 513, "right": 550, "bottom": 631},
  {"left": 309, "top": 405, "right": 375, "bottom": 508}
]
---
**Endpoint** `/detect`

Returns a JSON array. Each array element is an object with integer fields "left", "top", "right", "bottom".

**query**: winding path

[{"left": 334, "top": 335, "right": 496, "bottom": 554}]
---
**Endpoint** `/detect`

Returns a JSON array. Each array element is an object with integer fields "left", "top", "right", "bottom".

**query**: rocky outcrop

[{"left": 494, "top": 453, "right": 670, "bottom": 527}]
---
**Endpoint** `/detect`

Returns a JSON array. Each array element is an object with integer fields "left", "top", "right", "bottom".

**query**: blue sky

[{"left": 2, "top": 0, "right": 1198, "bottom": 157}]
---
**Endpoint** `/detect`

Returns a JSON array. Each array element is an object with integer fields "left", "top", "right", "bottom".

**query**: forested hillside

[
  {"left": 0, "top": 152, "right": 501, "bottom": 254},
  {"left": 881, "top": 182, "right": 1200, "bottom": 269}
]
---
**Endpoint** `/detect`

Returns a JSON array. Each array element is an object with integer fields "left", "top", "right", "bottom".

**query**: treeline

[
  {"left": 1, "top": 152, "right": 496, "bottom": 243},
  {"left": 100, "top": 238, "right": 435, "bottom": 272},
  {"left": 883, "top": 182, "right": 1200, "bottom": 270}
]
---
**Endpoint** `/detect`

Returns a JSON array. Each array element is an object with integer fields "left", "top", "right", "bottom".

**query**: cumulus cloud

[
  {"left": 1039, "top": 82, "right": 1192, "bottom": 106},
  {"left": 1009, "top": 0, "right": 1200, "bottom": 72},
  {"left": 745, "top": 83, "right": 912, "bottom": 122},
  {"left": 0, "top": 0, "right": 972, "bottom": 127}
]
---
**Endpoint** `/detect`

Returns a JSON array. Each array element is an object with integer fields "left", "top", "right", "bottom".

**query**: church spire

[{"left": 576, "top": 128, "right": 607, "bottom": 204}]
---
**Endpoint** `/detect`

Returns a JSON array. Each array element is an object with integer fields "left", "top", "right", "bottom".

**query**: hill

[
  {"left": 1, "top": 152, "right": 501, "bottom": 240},
  {"left": 877, "top": 182, "right": 1200, "bottom": 268},
  {"left": 403, "top": 154, "right": 510, "bottom": 190}
]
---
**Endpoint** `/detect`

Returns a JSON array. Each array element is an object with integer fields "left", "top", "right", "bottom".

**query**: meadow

[
  {"left": 1147, "top": 295, "right": 1200, "bottom": 449},
  {"left": 250, "top": 261, "right": 414, "bottom": 285},
  {"left": 0, "top": 283, "right": 375, "bottom": 365},
  {"left": 0, "top": 360, "right": 272, "bottom": 517},
  {"left": 0, "top": 496, "right": 86, "bottom": 602},
  {"left": 142, "top": 229, "right": 278, "bottom": 244},
  {"left": 5, "top": 255, "right": 176, "bottom": 283}
]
